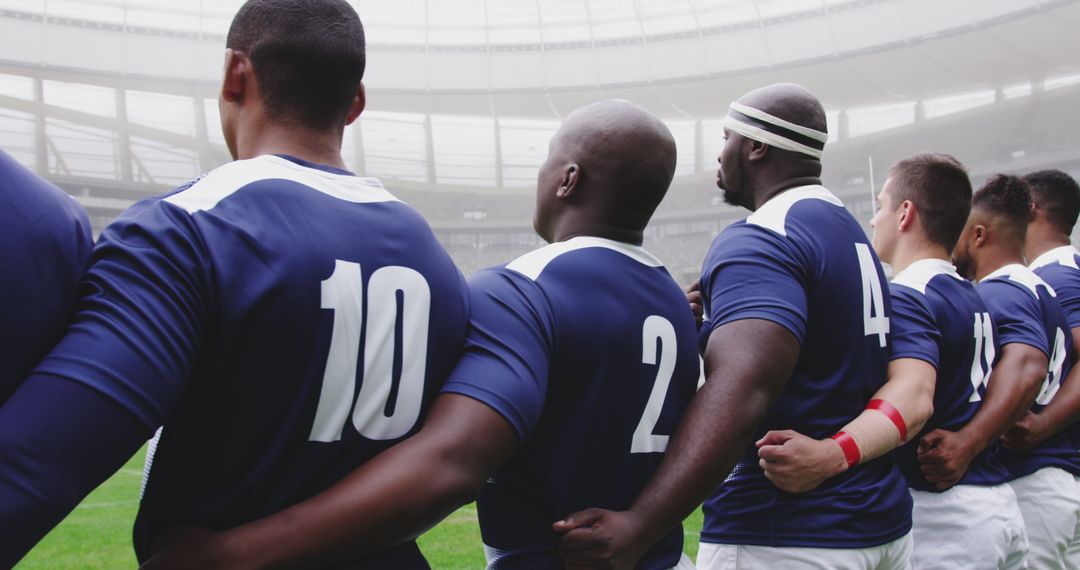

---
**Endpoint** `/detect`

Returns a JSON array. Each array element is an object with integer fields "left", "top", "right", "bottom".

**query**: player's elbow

[
  {"left": 437, "top": 462, "right": 485, "bottom": 508},
  {"left": 1018, "top": 358, "right": 1049, "bottom": 402}
]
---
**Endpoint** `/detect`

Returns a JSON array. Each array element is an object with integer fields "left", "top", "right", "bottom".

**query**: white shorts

[
  {"left": 1009, "top": 467, "right": 1080, "bottom": 570},
  {"left": 696, "top": 532, "right": 912, "bottom": 570},
  {"left": 909, "top": 483, "right": 1028, "bottom": 569}
]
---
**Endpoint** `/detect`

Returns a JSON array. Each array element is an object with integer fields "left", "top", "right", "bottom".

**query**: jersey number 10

[{"left": 309, "top": 259, "right": 432, "bottom": 443}]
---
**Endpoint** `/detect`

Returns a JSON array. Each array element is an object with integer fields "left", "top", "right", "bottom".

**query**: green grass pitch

[{"left": 17, "top": 446, "right": 704, "bottom": 568}]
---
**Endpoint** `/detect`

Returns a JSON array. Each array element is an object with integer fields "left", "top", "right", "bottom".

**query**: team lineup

[{"left": 2, "top": 1, "right": 1079, "bottom": 569}]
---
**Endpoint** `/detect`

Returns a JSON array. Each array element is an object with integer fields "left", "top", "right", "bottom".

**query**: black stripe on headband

[{"left": 728, "top": 109, "right": 826, "bottom": 151}]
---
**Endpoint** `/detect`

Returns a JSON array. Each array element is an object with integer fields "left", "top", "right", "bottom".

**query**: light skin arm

[
  {"left": 1003, "top": 327, "right": 1080, "bottom": 451},
  {"left": 140, "top": 394, "right": 519, "bottom": 570},
  {"left": 552, "top": 318, "right": 799, "bottom": 570},
  {"left": 757, "top": 357, "right": 936, "bottom": 493},
  {"left": 918, "top": 342, "right": 1047, "bottom": 490}
]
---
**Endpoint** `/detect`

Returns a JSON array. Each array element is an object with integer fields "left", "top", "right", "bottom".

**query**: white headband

[{"left": 723, "top": 101, "right": 828, "bottom": 159}]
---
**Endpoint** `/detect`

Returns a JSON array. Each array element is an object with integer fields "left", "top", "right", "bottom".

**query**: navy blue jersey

[
  {"left": 698, "top": 185, "right": 911, "bottom": 548},
  {"left": 1030, "top": 246, "right": 1080, "bottom": 450},
  {"left": 977, "top": 264, "right": 1080, "bottom": 479},
  {"left": 889, "top": 259, "right": 1009, "bottom": 490},
  {"left": 1031, "top": 246, "right": 1080, "bottom": 329},
  {"left": 29, "top": 155, "right": 468, "bottom": 567},
  {"left": 441, "top": 237, "right": 700, "bottom": 570},
  {"left": 0, "top": 150, "right": 92, "bottom": 400}
]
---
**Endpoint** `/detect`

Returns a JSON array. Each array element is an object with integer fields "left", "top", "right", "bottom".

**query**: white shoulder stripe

[
  {"left": 891, "top": 258, "right": 962, "bottom": 295},
  {"left": 1030, "top": 245, "right": 1080, "bottom": 271},
  {"left": 165, "top": 155, "right": 399, "bottom": 214},
  {"left": 983, "top": 263, "right": 1057, "bottom": 299},
  {"left": 506, "top": 236, "right": 664, "bottom": 281},
  {"left": 746, "top": 185, "right": 843, "bottom": 237}
]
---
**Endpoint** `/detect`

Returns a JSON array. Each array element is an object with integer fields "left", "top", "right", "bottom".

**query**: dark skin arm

[
  {"left": 1003, "top": 327, "right": 1080, "bottom": 451},
  {"left": 918, "top": 342, "right": 1047, "bottom": 490},
  {"left": 140, "top": 394, "right": 519, "bottom": 569},
  {"left": 553, "top": 319, "right": 799, "bottom": 570},
  {"left": 686, "top": 280, "right": 703, "bottom": 328}
]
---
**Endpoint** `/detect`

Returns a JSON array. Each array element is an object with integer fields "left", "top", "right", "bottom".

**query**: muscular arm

[
  {"left": 556, "top": 319, "right": 798, "bottom": 567},
  {"left": 0, "top": 375, "right": 153, "bottom": 566},
  {"left": 1003, "top": 327, "right": 1080, "bottom": 450},
  {"left": 758, "top": 358, "right": 936, "bottom": 493},
  {"left": 919, "top": 342, "right": 1047, "bottom": 489},
  {"left": 143, "top": 394, "right": 519, "bottom": 569}
]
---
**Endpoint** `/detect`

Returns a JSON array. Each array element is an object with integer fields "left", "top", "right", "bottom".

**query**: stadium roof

[
  {"left": 2, "top": 0, "right": 1078, "bottom": 113},
  {"left": 1, "top": 0, "right": 1078, "bottom": 202}
]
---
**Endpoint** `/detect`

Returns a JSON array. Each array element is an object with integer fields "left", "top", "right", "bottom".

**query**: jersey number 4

[
  {"left": 309, "top": 260, "right": 431, "bottom": 443},
  {"left": 856, "top": 243, "right": 889, "bottom": 347},
  {"left": 632, "top": 315, "right": 677, "bottom": 454}
]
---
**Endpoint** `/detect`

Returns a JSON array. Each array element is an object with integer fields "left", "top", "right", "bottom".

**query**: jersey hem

[{"left": 698, "top": 521, "right": 912, "bottom": 550}]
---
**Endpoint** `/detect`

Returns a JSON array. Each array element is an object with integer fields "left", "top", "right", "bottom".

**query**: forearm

[
  {"left": 839, "top": 358, "right": 936, "bottom": 464},
  {"left": 626, "top": 320, "right": 797, "bottom": 546},
  {"left": 1027, "top": 366, "right": 1080, "bottom": 435},
  {"left": 627, "top": 376, "right": 771, "bottom": 543},
  {"left": 1029, "top": 331, "right": 1080, "bottom": 434},
  {"left": 0, "top": 374, "right": 151, "bottom": 567},
  {"left": 213, "top": 436, "right": 481, "bottom": 568},
  {"left": 959, "top": 346, "right": 1046, "bottom": 449},
  {"left": 202, "top": 394, "right": 517, "bottom": 569}
]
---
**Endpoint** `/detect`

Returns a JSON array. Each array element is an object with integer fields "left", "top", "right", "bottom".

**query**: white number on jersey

[
  {"left": 309, "top": 260, "right": 432, "bottom": 442},
  {"left": 1036, "top": 327, "right": 1068, "bottom": 406},
  {"left": 968, "top": 312, "right": 996, "bottom": 403},
  {"left": 856, "top": 243, "right": 890, "bottom": 347},
  {"left": 632, "top": 315, "right": 677, "bottom": 454}
]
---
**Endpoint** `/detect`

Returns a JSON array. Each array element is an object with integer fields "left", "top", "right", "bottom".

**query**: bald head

[
  {"left": 736, "top": 83, "right": 828, "bottom": 134},
  {"left": 534, "top": 99, "right": 677, "bottom": 242},
  {"left": 556, "top": 99, "right": 677, "bottom": 198}
]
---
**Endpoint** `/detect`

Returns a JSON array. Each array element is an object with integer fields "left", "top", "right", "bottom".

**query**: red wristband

[
  {"left": 831, "top": 431, "right": 861, "bottom": 468},
  {"left": 867, "top": 399, "right": 907, "bottom": 442}
]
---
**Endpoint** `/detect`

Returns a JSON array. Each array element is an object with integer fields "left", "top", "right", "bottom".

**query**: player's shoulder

[
  {"left": 1030, "top": 246, "right": 1080, "bottom": 283},
  {"left": 163, "top": 154, "right": 400, "bottom": 215},
  {"left": 891, "top": 258, "right": 965, "bottom": 296},
  {"left": 0, "top": 150, "right": 89, "bottom": 229},
  {"left": 744, "top": 184, "right": 846, "bottom": 238},
  {"left": 982, "top": 263, "right": 1057, "bottom": 301},
  {"left": 503, "top": 236, "right": 664, "bottom": 282}
]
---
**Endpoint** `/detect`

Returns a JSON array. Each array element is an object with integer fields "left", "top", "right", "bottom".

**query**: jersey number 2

[
  {"left": 309, "top": 260, "right": 431, "bottom": 443},
  {"left": 632, "top": 315, "right": 677, "bottom": 454}
]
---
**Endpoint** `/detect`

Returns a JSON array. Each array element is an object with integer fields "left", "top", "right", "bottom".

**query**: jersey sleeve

[
  {"left": 699, "top": 225, "right": 808, "bottom": 351},
  {"left": 30, "top": 197, "right": 213, "bottom": 429},
  {"left": 888, "top": 285, "right": 941, "bottom": 368},
  {"left": 1047, "top": 266, "right": 1080, "bottom": 329},
  {"left": 981, "top": 281, "right": 1049, "bottom": 356},
  {"left": 0, "top": 373, "right": 151, "bottom": 566},
  {"left": 440, "top": 267, "right": 556, "bottom": 442}
]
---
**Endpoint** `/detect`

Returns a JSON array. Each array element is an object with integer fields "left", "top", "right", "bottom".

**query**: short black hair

[
  {"left": 888, "top": 153, "right": 972, "bottom": 251},
  {"left": 973, "top": 174, "right": 1032, "bottom": 243},
  {"left": 227, "top": 0, "right": 365, "bottom": 131},
  {"left": 1024, "top": 170, "right": 1080, "bottom": 234}
]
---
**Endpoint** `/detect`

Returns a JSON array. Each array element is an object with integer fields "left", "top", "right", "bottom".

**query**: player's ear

[
  {"left": 556, "top": 163, "right": 580, "bottom": 199},
  {"left": 747, "top": 139, "right": 768, "bottom": 162},
  {"left": 344, "top": 82, "right": 366, "bottom": 126},
  {"left": 897, "top": 200, "right": 914, "bottom": 231},
  {"left": 972, "top": 224, "right": 988, "bottom": 248},
  {"left": 221, "top": 48, "right": 248, "bottom": 105}
]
